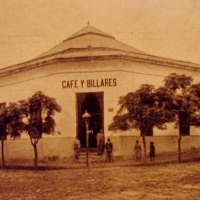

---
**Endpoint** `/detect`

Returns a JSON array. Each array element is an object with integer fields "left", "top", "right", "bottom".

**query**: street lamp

[{"left": 82, "top": 110, "right": 91, "bottom": 171}]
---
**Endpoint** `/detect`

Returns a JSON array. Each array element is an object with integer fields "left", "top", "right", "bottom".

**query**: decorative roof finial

[{"left": 88, "top": 21, "right": 90, "bottom": 26}]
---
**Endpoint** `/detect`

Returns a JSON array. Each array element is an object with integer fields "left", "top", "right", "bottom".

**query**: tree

[
  {"left": 109, "top": 84, "right": 172, "bottom": 162},
  {"left": 21, "top": 91, "right": 62, "bottom": 170},
  {"left": 163, "top": 73, "right": 200, "bottom": 162},
  {"left": 0, "top": 102, "right": 25, "bottom": 168},
  {"left": 0, "top": 103, "right": 7, "bottom": 168}
]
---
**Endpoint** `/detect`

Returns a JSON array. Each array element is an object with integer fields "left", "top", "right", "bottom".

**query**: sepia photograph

[{"left": 0, "top": 0, "right": 200, "bottom": 199}]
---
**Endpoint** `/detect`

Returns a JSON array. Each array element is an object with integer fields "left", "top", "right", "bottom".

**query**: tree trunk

[
  {"left": 178, "top": 134, "right": 182, "bottom": 163},
  {"left": 31, "top": 138, "right": 39, "bottom": 170},
  {"left": 178, "top": 119, "right": 182, "bottom": 163},
  {"left": 33, "top": 143, "right": 38, "bottom": 170},
  {"left": 1, "top": 140, "right": 5, "bottom": 168},
  {"left": 142, "top": 135, "right": 146, "bottom": 163}
]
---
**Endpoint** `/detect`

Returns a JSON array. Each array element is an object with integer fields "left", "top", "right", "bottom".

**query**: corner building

[{"left": 1, "top": 25, "right": 200, "bottom": 164}]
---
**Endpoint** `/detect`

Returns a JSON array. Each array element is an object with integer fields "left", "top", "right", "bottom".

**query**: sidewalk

[
  {"left": 4, "top": 159, "right": 138, "bottom": 170},
  {"left": 3, "top": 151, "right": 200, "bottom": 170}
]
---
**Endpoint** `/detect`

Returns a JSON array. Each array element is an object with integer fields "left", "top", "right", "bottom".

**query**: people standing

[
  {"left": 105, "top": 138, "right": 113, "bottom": 162},
  {"left": 150, "top": 141, "right": 155, "bottom": 162},
  {"left": 96, "top": 130, "right": 104, "bottom": 155},
  {"left": 134, "top": 140, "right": 142, "bottom": 161},
  {"left": 74, "top": 136, "right": 81, "bottom": 160}
]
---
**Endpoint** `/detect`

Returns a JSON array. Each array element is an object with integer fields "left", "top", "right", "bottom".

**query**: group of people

[
  {"left": 74, "top": 131, "right": 155, "bottom": 163},
  {"left": 74, "top": 130, "right": 113, "bottom": 162},
  {"left": 134, "top": 140, "right": 155, "bottom": 162}
]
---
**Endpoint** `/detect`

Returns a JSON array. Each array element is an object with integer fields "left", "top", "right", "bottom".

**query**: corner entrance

[{"left": 76, "top": 92, "right": 104, "bottom": 148}]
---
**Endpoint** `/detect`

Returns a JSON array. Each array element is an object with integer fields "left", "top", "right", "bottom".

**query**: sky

[{"left": 0, "top": 0, "right": 200, "bottom": 68}]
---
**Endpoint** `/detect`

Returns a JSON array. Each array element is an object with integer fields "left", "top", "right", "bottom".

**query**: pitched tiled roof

[
  {"left": 37, "top": 25, "right": 145, "bottom": 58},
  {"left": 1, "top": 25, "right": 200, "bottom": 76}
]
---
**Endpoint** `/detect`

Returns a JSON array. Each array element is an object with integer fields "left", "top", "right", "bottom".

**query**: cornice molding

[{"left": 0, "top": 52, "right": 200, "bottom": 78}]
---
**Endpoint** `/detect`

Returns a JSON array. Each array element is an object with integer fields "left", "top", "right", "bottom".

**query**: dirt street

[{"left": 0, "top": 162, "right": 200, "bottom": 200}]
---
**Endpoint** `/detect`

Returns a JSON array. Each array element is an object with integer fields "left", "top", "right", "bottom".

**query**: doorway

[{"left": 76, "top": 92, "right": 104, "bottom": 148}]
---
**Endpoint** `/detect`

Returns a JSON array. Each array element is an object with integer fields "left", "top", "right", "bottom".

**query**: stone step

[
  {"left": 74, "top": 152, "right": 106, "bottom": 163},
  {"left": 79, "top": 148, "right": 99, "bottom": 153}
]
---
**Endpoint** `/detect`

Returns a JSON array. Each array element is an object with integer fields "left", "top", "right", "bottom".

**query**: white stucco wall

[
  {"left": 1, "top": 57, "right": 200, "bottom": 164},
  {"left": 1, "top": 58, "right": 200, "bottom": 137}
]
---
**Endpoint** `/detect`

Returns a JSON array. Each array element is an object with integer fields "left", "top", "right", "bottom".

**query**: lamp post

[{"left": 82, "top": 110, "right": 91, "bottom": 171}]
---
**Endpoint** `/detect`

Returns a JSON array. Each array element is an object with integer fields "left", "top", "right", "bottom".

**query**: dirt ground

[{"left": 0, "top": 162, "right": 200, "bottom": 200}]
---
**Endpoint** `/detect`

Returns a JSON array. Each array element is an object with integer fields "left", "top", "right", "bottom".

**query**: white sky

[{"left": 0, "top": 0, "right": 200, "bottom": 68}]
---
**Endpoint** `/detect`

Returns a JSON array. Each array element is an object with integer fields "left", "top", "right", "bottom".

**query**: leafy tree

[
  {"left": 0, "top": 102, "right": 25, "bottom": 168},
  {"left": 109, "top": 84, "right": 172, "bottom": 162},
  {"left": 22, "top": 91, "right": 62, "bottom": 170},
  {"left": 163, "top": 73, "right": 200, "bottom": 162}
]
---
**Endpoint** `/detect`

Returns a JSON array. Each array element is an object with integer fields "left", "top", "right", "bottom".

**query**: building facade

[{"left": 1, "top": 25, "right": 200, "bottom": 164}]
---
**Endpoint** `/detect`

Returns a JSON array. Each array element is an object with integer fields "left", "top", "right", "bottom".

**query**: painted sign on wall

[{"left": 62, "top": 78, "right": 117, "bottom": 88}]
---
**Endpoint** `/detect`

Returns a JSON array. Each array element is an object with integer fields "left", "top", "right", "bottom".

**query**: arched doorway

[{"left": 76, "top": 92, "right": 104, "bottom": 148}]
